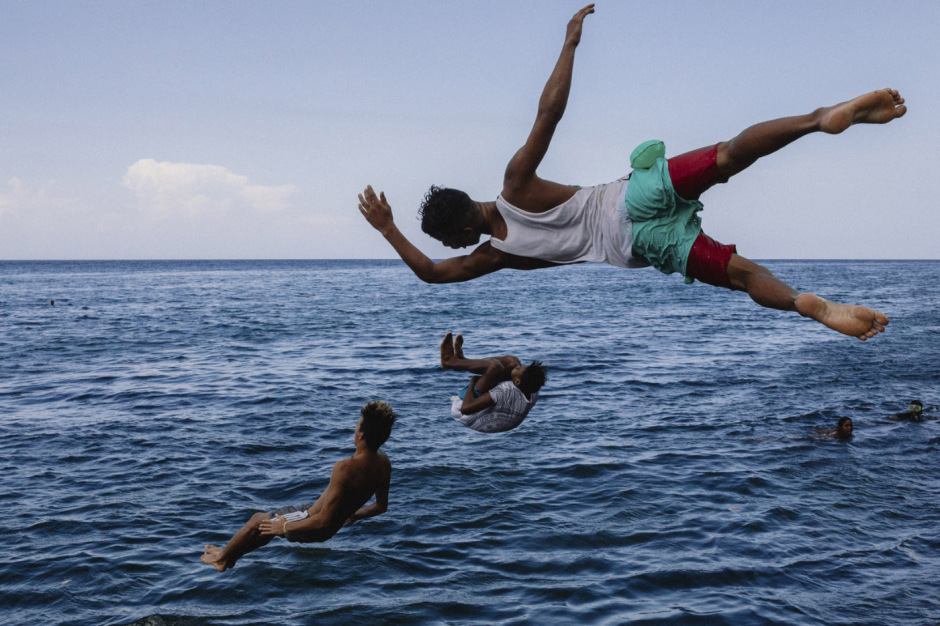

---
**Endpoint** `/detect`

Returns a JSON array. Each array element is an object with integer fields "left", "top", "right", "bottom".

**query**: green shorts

[{"left": 624, "top": 141, "right": 704, "bottom": 281}]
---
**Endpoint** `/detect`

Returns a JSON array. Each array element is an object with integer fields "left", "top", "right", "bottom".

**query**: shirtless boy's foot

[
  {"left": 819, "top": 89, "right": 906, "bottom": 134},
  {"left": 454, "top": 334, "right": 465, "bottom": 359},
  {"left": 201, "top": 545, "right": 232, "bottom": 572},
  {"left": 441, "top": 332, "right": 455, "bottom": 368},
  {"left": 795, "top": 293, "right": 889, "bottom": 341}
]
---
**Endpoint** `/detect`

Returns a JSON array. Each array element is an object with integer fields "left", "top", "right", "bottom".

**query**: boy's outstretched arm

[
  {"left": 357, "top": 185, "right": 505, "bottom": 283},
  {"left": 502, "top": 4, "right": 594, "bottom": 198}
]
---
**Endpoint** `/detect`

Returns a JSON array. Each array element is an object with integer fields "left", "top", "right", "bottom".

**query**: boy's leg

[
  {"left": 672, "top": 90, "right": 902, "bottom": 340},
  {"left": 440, "top": 332, "right": 500, "bottom": 373},
  {"left": 726, "top": 254, "right": 888, "bottom": 340},
  {"left": 717, "top": 88, "right": 906, "bottom": 179},
  {"left": 669, "top": 89, "right": 906, "bottom": 200},
  {"left": 201, "top": 512, "right": 275, "bottom": 572}
]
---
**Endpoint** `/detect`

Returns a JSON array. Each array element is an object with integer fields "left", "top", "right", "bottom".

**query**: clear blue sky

[{"left": 2, "top": 0, "right": 937, "bottom": 260}]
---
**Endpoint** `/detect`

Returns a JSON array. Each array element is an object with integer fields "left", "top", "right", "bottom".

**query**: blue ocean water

[{"left": 0, "top": 259, "right": 937, "bottom": 625}]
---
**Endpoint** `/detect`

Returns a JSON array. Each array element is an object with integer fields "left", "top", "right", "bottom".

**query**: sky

[{"left": 2, "top": 0, "right": 938, "bottom": 260}]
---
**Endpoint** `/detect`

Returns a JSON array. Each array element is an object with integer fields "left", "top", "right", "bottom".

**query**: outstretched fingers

[
  {"left": 575, "top": 4, "right": 595, "bottom": 18},
  {"left": 357, "top": 186, "right": 394, "bottom": 232},
  {"left": 566, "top": 4, "right": 595, "bottom": 45}
]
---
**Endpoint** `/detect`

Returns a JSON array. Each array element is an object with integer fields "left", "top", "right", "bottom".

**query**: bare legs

[
  {"left": 441, "top": 332, "right": 514, "bottom": 373},
  {"left": 441, "top": 332, "right": 521, "bottom": 391},
  {"left": 706, "top": 89, "right": 904, "bottom": 340},
  {"left": 201, "top": 512, "right": 274, "bottom": 572},
  {"left": 716, "top": 89, "right": 906, "bottom": 177},
  {"left": 725, "top": 255, "right": 889, "bottom": 340}
]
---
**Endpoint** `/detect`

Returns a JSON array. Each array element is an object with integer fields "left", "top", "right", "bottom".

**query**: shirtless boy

[
  {"left": 200, "top": 401, "right": 395, "bottom": 571},
  {"left": 358, "top": 4, "right": 906, "bottom": 341},
  {"left": 441, "top": 332, "right": 545, "bottom": 433}
]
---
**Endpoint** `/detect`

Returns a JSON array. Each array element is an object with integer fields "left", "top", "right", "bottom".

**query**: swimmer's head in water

[
  {"left": 908, "top": 400, "right": 923, "bottom": 414},
  {"left": 836, "top": 416, "right": 853, "bottom": 438},
  {"left": 419, "top": 186, "right": 481, "bottom": 249},
  {"left": 358, "top": 400, "right": 397, "bottom": 451},
  {"left": 514, "top": 360, "right": 547, "bottom": 397}
]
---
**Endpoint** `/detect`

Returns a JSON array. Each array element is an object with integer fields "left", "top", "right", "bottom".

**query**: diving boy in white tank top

[{"left": 358, "top": 4, "right": 906, "bottom": 341}]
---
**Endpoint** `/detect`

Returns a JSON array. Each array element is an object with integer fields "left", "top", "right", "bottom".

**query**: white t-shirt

[
  {"left": 450, "top": 380, "right": 538, "bottom": 433},
  {"left": 489, "top": 179, "right": 648, "bottom": 269}
]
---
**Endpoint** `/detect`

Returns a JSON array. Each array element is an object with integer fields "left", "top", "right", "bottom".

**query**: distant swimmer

[
  {"left": 887, "top": 400, "right": 932, "bottom": 422},
  {"left": 358, "top": 3, "right": 905, "bottom": 341},
  {"left": 440, "top": 332, "right": 545, "bottom": 433},
  {"left": 200, "top": 401, "right": 395, "bottom": 572},
  {"left": 818, "top": 417, "right": 854, "bottom": 440}
]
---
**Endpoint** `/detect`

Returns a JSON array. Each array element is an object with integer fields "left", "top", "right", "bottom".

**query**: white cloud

[{"left": 122, "top": 159, "right": 298, "bottom": 218}]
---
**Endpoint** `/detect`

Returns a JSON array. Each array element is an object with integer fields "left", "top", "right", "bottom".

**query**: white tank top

[{"left": 489, "top": 178, "right": 646, "bottom": 268}]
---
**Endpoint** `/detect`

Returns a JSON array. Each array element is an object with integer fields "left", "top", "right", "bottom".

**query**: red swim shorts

[
  {"left": 667, "top": 143, "right": 737, "bottom": 289},
  {"left": 685, "top": 231, "right": 737, "bottom": 289}
]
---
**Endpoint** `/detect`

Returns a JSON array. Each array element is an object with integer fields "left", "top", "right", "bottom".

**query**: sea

[{"left": 1, "top": 259, "right": 937, "bottom": 625}]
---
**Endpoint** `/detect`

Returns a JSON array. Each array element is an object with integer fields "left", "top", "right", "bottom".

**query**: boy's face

[
  {"left": 838, "top": 419, "right": 853, "bottom": 437},
  {"left": 438, "top": 227, "right": 480, "bottom": 250}
]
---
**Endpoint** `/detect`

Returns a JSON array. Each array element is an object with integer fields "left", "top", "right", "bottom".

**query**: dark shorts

[{"left": 667, "top": 144, "right": 737, "bottom": 289}]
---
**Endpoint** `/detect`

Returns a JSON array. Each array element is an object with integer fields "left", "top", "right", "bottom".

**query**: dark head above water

[
  {"left": 835, "top": 417, "right": 854, "bottom": 439},
  {"left": 888, "top": 400, "right": 925, "bottom": 422}
]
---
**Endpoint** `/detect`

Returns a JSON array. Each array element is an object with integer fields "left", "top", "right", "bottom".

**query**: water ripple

[{"left": 0, "top": 260, "right": 938, "bottom": 624}]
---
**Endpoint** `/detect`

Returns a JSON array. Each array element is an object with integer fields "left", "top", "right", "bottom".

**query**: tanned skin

[{"left": 201, "top": 416, "right": 391, "bottom": 572}]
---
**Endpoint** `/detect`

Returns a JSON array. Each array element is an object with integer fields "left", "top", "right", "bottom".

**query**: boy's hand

[
  {"left": 358, "top": 185, "right": 395, "bottom": 236},
  {"left": 259, "top": 514, "right": 289, "bottom": 536},
  {"left": 566, "top": 4, "right": 595, "bottom": 47}
]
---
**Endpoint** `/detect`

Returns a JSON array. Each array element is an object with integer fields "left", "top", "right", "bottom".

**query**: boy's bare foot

[
  {"left": 441, "top": 332, "right": 454, "bottom": 368},
  {"left": 795, "top": 293, "right": 889, "bottom": 340},
  {"left": 201, "top": 545, "right": 231, "bottom": 572},
  {"left": 819, "top": 89, "right": 906, "bottom": 134},
  {"left": 454, "top": 334, "right": 465, "bottom": 359}
]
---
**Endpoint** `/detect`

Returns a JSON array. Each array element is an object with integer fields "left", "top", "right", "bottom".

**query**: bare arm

[
  {"left": 461, "top": 388, "right": 497, "bottom": 415},
  {"left": 358, "top": 186, "right": 559, "bottom": 281},
  {"left": 357, "top": 185, "right": 505, "bottom": 283},
  {"left": 344, "top": 465, "right": 390, "bottom": 526},
  {"left": 474, "top": 357, "right": 520, "bottom": 393},
  {"left": 502, "top": 4, "right": 594, "bottom": 201}
]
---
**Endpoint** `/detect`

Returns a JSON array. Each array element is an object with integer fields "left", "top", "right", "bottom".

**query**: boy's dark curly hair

[
  {"left": 518, "top": 361, "right": 546, "bottom": 397},
  {"left": 419, "top": 185, "right": 475, "bottom": 238}
]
